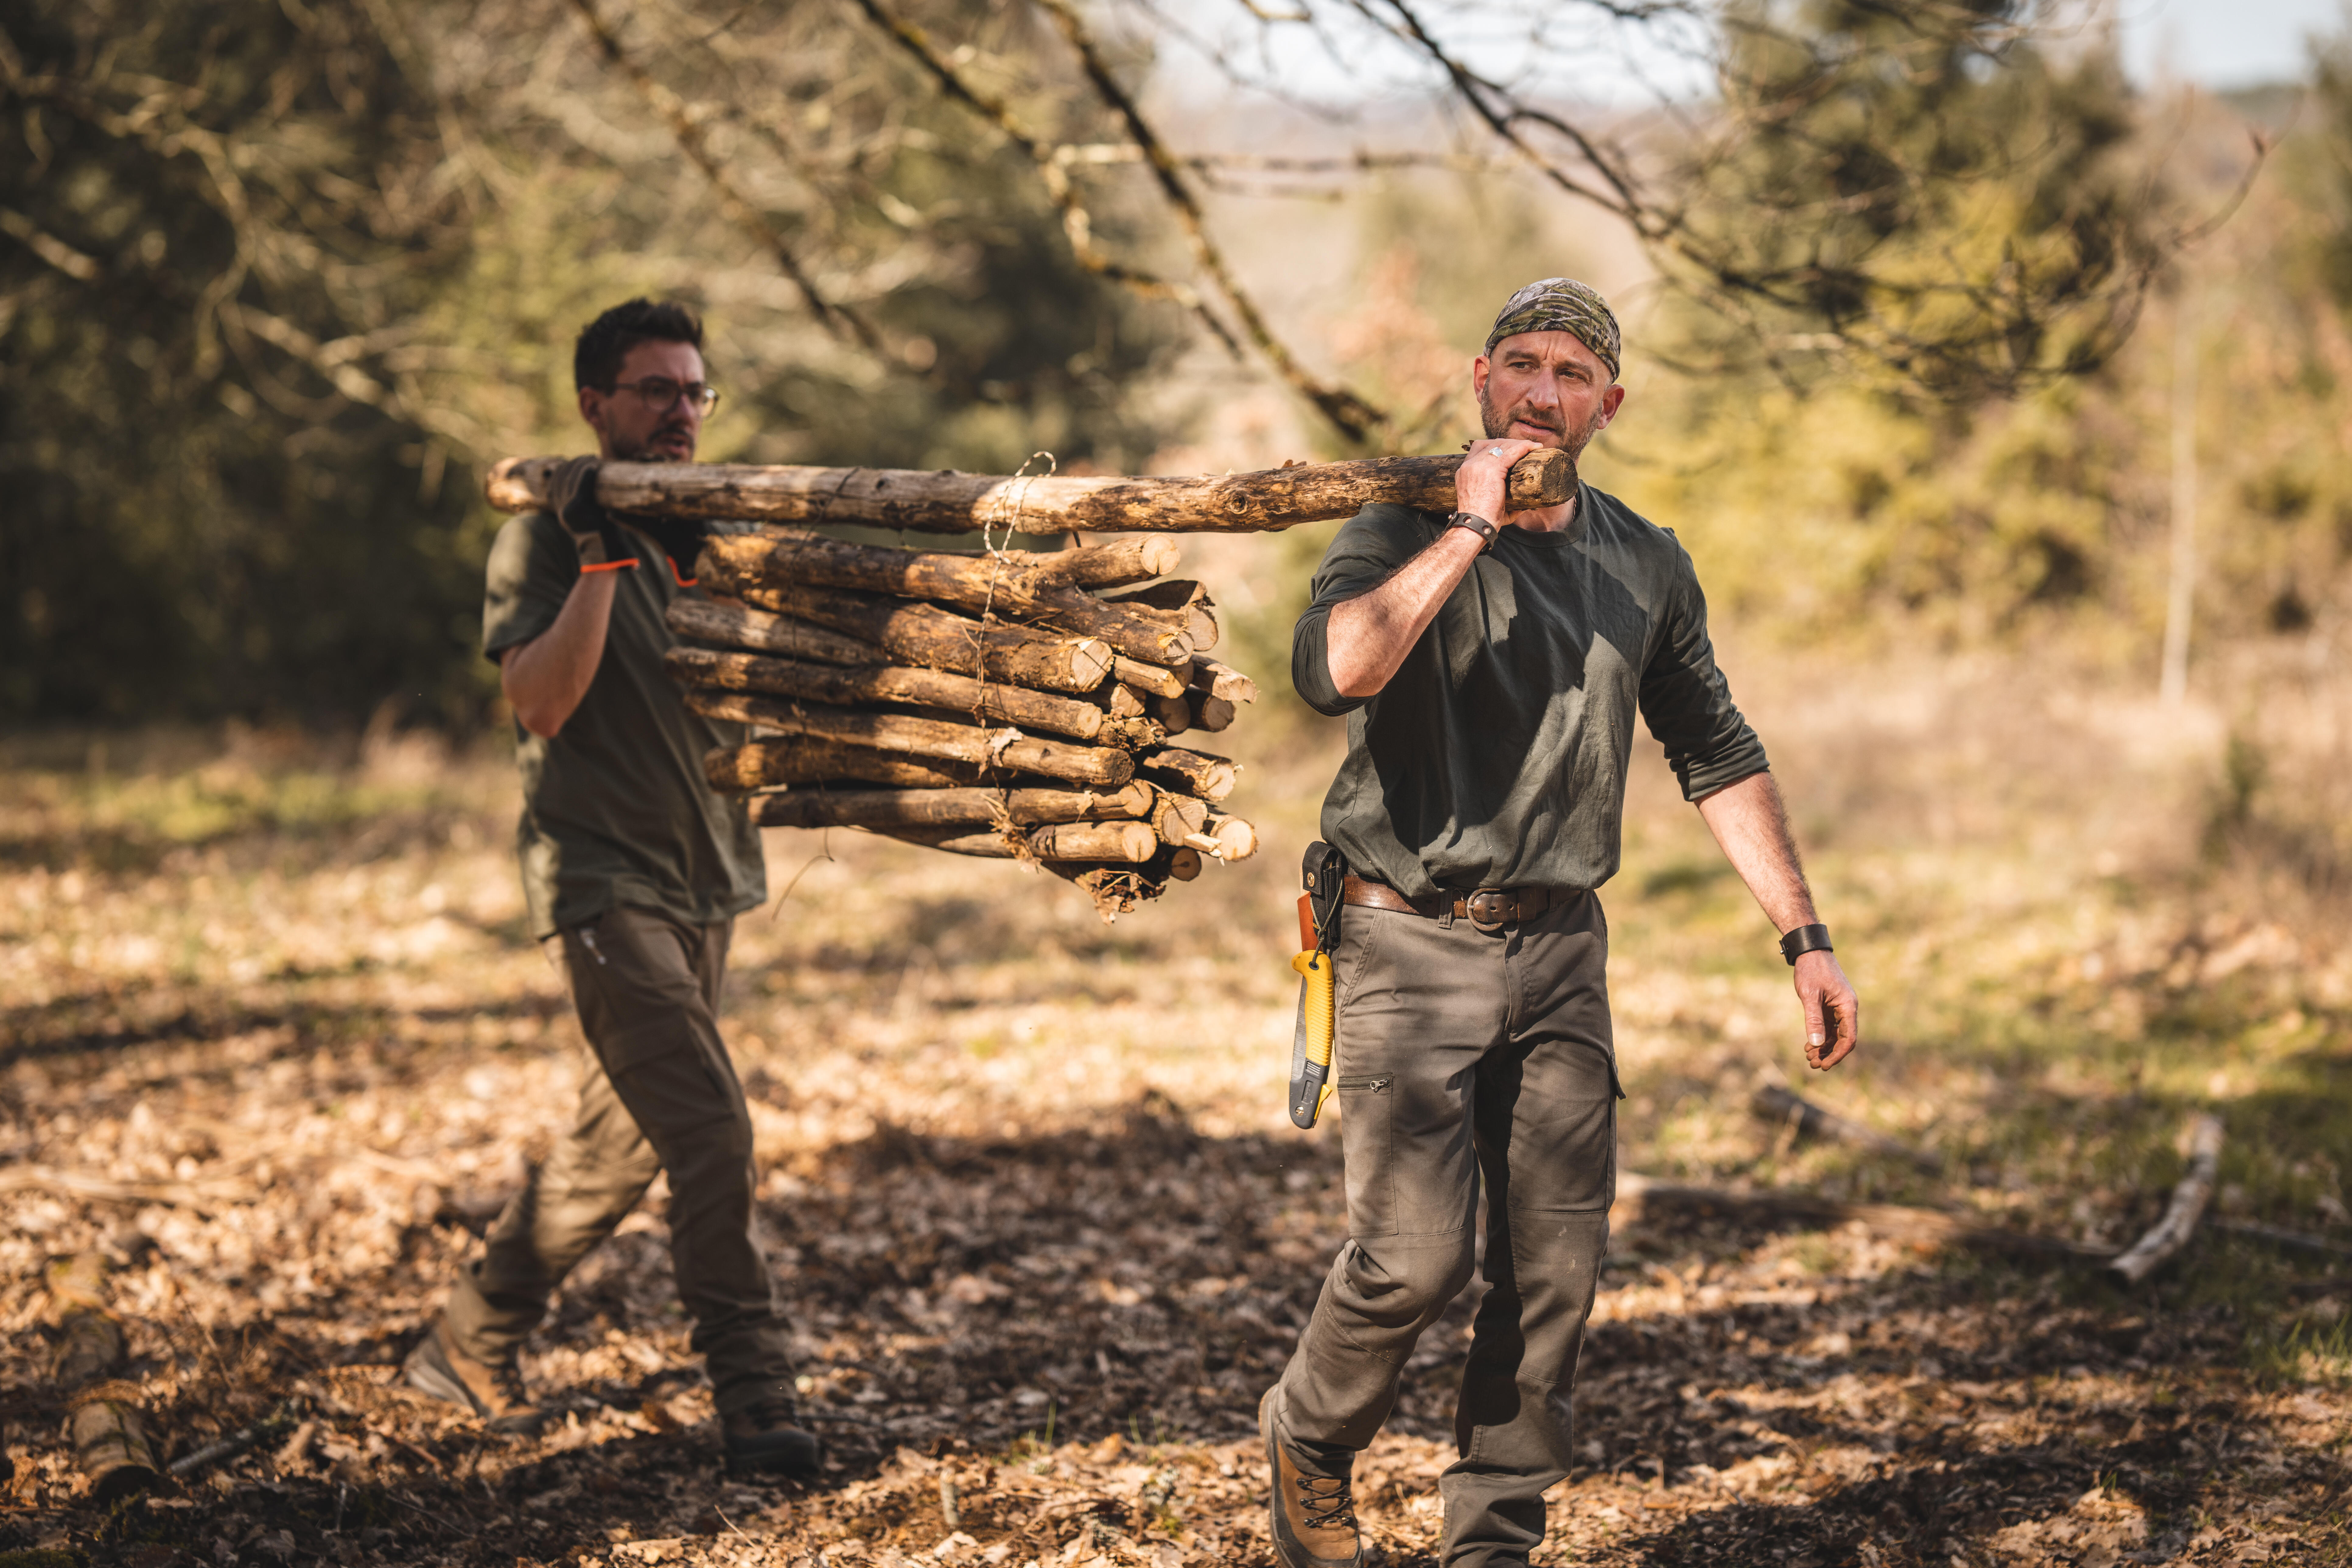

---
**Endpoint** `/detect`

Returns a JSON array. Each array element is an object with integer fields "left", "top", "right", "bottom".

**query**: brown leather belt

[{"left": 1342, "top": 875, "right": 1568, "bottom": 929}]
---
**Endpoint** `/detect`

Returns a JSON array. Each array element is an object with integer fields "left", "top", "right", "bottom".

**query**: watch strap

[
  {"left": 1446, "top": 512, "right": 1499, "bottom": 552},
  {"left": 1779, "top": 923, "right": 1833, "bottom": 965}
]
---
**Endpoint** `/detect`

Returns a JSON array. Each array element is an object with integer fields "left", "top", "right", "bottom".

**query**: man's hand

[
  {"left": 1456, "top": 437, "right": 1542, "bottom": 527},
  {"left": 1794, "top": 950, "right": 1858, "bottom": 1070},
  {"left": 545, "top": 456, "right": 636, "bottom": 570}
]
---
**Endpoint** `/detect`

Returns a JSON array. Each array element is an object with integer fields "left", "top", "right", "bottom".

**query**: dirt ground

[{"left": 5, "top": 655, "right": 2351, "bottom": 1566}]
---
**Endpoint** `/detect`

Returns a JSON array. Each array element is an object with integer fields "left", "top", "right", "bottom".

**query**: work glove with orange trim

[{"left": 544, "top": 456, "right": 638, "bottom": 572}]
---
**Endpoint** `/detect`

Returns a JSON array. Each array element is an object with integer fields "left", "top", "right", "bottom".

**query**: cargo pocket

[{"left": 1336, "top": 1073, "right": 1396, "bottom": 1238}]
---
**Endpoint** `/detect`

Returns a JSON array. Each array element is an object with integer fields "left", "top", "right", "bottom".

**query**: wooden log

[
  {"left": 1149, "top": 791, "right": 1209, "bottom": 846},
  {"left": 702, "top": 531, "right": 1194, "bottom": 665},
  {"left": 1137, "top": 747, "right": 1237, "bottom": 802},
  {"left": 1189, "top": 691, "right": 1237, "bottom": 733},
  {"left": 1100, "top": 717, "right": 1169, "bottom": 751},
  {"left": 1164, "top": 846, "right": 1204, "bottom": 882},
  {"left": 872, "top": 826, "right": 1018, "bottom": 859},
  {"left": 1115, "top": 657, "right": 1188, "bottom": 698},
  {"left": 2108, "top": 1113, "right": 2226, "bottom": 1285},
  {"left": 1106, "top": 684, "right": 1147, "bottom": 719},
  {"left": 48, "top": 1255, "right": 156, "bottom": 1504},
  {"left": 1103, "top": 580, "right": 1218, "bottom": 653},
  {"left": 665, "top": 646, "right": 1109, "bottom": 741},
  {"left": 1614, "top": 1174, "right": 2113, "bottom": 1261},
  {"left": 1147, "top": 693, "right": 1192, "bottom": 736},
  {"left": 1190, "top": 657, "right": 1257, "bottom": 705},
  {"left": 485, "top": 447, "right": 1576, "bottom": 532},
  {"left": 1029, "top": 821, "right": 1160, "bottom": 863},
  {"left": 727, "top": 579, "right": 1113, "bottom": 693},
  {"left": 686, "top": 691, "right": 1135, "bottom": 788},
  {"left": 707, "top": 740, "right": 978, "bottom": 792},
  {"left": 666, "top": 597, "right": 877, "bottom": 667},
  {"left": 747, "top": 783, "right": 1153, "bottom": 831},
  {"left": 1035, "top": 537, "right": 1183, "bottom": 588},
  {"left": 1203, "top": 810, "right": 1258, "bottom": 862},
  {"left": 1751, "top": 1084, "right": 1942, "bottom": 1174}
]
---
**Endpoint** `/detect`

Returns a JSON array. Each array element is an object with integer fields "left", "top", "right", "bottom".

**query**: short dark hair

[{"left": 573, "top": 298, "right": 704, "bottom": 392}]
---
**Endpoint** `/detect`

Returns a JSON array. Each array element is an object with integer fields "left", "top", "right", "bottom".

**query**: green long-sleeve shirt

[{"left": 1291, "top": 485, "right": 1768, "bottom": 900}]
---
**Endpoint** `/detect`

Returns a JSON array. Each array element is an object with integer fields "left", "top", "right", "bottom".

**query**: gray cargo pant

[
  {"left": 442, "top": 904, "right": 794, "bottom": 1418},
  {"left": 1272, "top": 892, "right": 1617, "bottom": 1568}
]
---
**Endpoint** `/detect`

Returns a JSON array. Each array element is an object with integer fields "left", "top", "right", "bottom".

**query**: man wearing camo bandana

[{"left": 1259, "top": 280, "right": 1860, "bottom": 1568}]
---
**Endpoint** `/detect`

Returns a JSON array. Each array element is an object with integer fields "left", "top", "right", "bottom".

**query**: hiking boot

[
  {"left": 403, "top": 1320, "right": 545, "bottom": 1437},
  {"left": 1261, "top": 1386, "right": 1358, "bottom": 1568},
  {"left": 722, "top": 1400, "right": 822, "bottom": 1479}
]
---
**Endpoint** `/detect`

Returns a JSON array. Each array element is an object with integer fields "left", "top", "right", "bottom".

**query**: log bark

[
  {"left": 486, "top": 447, "right": 1576, "bottom": 533},
  {"left": 1137, "top": 747, "right": 1237, "bottom": 801},
  {"left": 1115, "top": 657, "right": 1187, "bottom": 698},
  {"left": 1103, "top": 581, "right": 1218, "bottom": 652},
  {"left": 1099, "top": 717, "right": 1168, "bottom": 751},
  {"left": 1028, "top": 821, "right": 1158, "bottom": 863},
  {"left": 1035, "top": 536, "right": 1183, "bottom": 587},
  {"left": 746, "top": 783, "right": 1153, "bottom": 831},
  {"left": 707, "top": 739, "right": 978, "bottom": 792},
  {"left": 702, "top": 531, "right": 1194, "bottom": 665},
  {"left": 665, "top": 646, "right": 1108, "bottom": 741},
  {"left": 1751, "top": 1084, "right": 1943, "bottom": 1174},
  {"left": 727, "top": 579, "right": 1113, "bottom": 693},
  {"left": 666, "top": 597, "right": 878, "bottom": 667},
  {"left": 686, "top": 690, "right": 1134, "bottom": 787},
  {"left": 1190, "top": 656, "right": 1257, "bottom": 704},
  {"left": 2107, "top": 1113, "right": 2226, "bottom": 1285},
  {"left": 872, "top": 826, "right": 1018, "bottom": 859}
]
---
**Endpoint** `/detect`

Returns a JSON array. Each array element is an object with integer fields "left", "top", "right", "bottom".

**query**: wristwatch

[{"left": 1446, "top": 511, "right": 1500, "bottom": 552}]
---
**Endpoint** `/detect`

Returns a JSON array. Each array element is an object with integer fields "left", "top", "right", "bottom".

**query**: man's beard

[
  {"left": 1478, "top": 387, "right": 1606, "bottom": 481},
  {"left": 613, "top": 420, "right": 695, "bottom": 462}
]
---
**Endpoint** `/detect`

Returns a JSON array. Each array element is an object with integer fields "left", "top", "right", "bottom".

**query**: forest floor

[{"left": 5, "top": 653, "right": 2352, "bottom": 1567}]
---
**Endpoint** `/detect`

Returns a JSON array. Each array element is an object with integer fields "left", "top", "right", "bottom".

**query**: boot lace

[{"left": 1296, "top": 1472, "right": 1356, "bottom": 1531}]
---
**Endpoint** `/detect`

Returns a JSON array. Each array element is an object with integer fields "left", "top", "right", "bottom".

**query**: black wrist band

[
  {"left": 1447, "top": 512, "right": 1499, "bottom": 552},
  {"left": 1779, "top": 923, "right": 1832, "bottom": 965}
]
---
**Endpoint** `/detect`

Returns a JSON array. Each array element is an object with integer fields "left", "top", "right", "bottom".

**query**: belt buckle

[{"left": 1466, "top": 889, "right": 1511, "bottom": 932}]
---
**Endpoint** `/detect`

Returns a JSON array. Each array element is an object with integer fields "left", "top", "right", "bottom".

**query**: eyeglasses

[{"left": 608, "top": 376, "right": 720, "bottom": 415}]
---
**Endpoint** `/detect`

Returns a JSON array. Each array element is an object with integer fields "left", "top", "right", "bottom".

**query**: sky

[{"left": 2119, "top": 0, "right": 2346, "bottom": 89}]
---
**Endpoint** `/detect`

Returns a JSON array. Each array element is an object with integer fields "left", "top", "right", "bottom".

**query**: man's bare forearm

[
  {"left": 1325, "top": 529, "right": 1485, "bottom": 698},
  {"left": 1693, "top": 771, "right": 1817, "bottom": 933},
  {"left": 503, "top": 571, "right": 619, "bottom": 737}
]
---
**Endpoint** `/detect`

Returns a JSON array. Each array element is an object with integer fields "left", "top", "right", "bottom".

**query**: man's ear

[
  {"left": 1470, "top": 353, "right": 1491, "bottom": 399},
  {"left": 577, "top": 386, "right": 607, "bottom": 442},
  {"left": 1596, "top": 382, "right": 1626, "bottom": 428}
]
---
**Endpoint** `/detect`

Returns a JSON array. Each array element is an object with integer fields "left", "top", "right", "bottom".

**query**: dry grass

[{"left": 5, "top": 649, "right": 2352, "bottom": 1567}]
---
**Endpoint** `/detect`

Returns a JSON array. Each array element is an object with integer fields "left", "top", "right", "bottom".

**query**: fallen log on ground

[
  {"left": 49, "top": 1254, "right": 158, "bottom": 1503},
  {"left": 1614, "top": 1175, "right": 2114, "bottom": 1261},
  {"left": 1752, "top": 1083, "right": 1944, "bottom": 1174},
  {"left": 2108, "top": 1113, "right": 2226, "bottom": 1285},
  {"left": 486, "top": 448, "right": 1575, "bottom": 532}
]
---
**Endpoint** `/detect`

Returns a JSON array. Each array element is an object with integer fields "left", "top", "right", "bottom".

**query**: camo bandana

[{"left": 1483, "top": 278, "right": 1622, "bottom": 381}]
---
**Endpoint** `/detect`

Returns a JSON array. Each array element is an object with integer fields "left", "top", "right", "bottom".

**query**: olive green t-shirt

[
  {"left": 482, "top": 512, "right": 766, "bottom": 939},
  {"left": 1291, "top": 485, "right": 1768, "bottom": 900}
]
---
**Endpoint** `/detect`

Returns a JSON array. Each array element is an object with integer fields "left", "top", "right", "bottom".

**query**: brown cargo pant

[
  {"left": 1271, "top": 892, "right": 1618, "bottom": 1568},
  {"left": 442, "top": 904, "right": 794, "bottom": 1418}
]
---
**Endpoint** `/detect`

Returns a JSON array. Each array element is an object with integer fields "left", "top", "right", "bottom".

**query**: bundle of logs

[
  {"left": 486, "top": 446, "right": 1576, "bottom": 916},
  {"left": 674, "top": 527, "right": 1255, "bottom": 914}
]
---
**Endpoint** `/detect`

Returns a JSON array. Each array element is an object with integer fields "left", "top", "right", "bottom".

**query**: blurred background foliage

[{"left": 0, "top": 0, "right": 2334, "bottom": 725}]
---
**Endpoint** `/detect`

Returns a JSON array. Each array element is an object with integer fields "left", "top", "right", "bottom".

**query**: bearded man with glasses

[{"left": 404, "top": 299, "right": 817, "bottom": 1479}]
